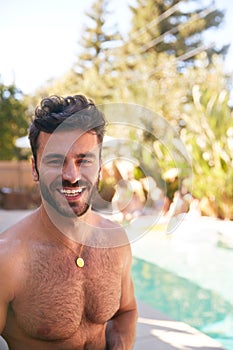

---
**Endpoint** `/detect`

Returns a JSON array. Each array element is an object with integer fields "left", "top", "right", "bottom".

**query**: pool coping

[{"left": 135, "top": 300, "right": 225, "bottom": 349}]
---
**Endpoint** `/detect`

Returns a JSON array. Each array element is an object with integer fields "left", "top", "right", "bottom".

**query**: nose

[{"left": 62, "top": 160, "right": 80, "bottom": 184}]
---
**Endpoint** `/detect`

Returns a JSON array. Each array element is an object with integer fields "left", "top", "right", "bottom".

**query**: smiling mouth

[{"left": 60, "top": 187, "right": 86, "bottom": 198}]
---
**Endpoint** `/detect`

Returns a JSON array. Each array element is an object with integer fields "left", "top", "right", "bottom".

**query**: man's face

[{"left": 33, "top": 129, "right": 101, "bottom": 217}]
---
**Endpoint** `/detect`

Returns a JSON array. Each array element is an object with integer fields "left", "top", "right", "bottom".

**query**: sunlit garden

[{"left": 1, "top": 0, "right": 233, "bottom": 349}]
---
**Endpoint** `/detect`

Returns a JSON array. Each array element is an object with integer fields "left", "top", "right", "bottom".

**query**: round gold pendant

[{"left": 76, "top": 257, "right": 84, "bottom": 268}]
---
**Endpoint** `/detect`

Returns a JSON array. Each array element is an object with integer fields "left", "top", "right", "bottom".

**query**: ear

[{"left": 31, "top": 156, "right": 39, "bottom": 182}]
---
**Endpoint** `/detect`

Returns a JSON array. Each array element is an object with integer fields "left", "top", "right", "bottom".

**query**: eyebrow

[
  {"left": 42, "top": 152, "right": 97, "bottom": 161},
  {"left": 42, "top": 153, "right": 64, "bottom": 162},
  {"left": 77, "top": 152, "right": 97, "bottom": 159}
]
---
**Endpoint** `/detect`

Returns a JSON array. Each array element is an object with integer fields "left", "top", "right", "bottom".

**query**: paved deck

[
  {"left": 135, "top": 300, "right": 224, "bottom": 349},
  {"left": 0, "top": 210, "right": 225, "bottom": 349}
]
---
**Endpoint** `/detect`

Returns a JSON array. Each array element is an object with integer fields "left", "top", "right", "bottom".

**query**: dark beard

[{"left": 39, "top": 179, "right": 99, "bottom": 218}]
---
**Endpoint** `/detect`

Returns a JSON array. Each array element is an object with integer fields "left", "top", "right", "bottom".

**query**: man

[{"left": 0, "top": 95, "right": 138, "bottom": 349}]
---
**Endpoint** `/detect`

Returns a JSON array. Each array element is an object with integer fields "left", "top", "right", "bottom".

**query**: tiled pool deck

[{"left": 0, "top": 210, "right": 225, "bottom": 350}]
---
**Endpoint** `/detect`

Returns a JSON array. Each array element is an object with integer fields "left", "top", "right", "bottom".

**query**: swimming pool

[
  {"left": 132, "top": 257, "right": 232, "bottom": 350},
  {"left": 129, "top": 216, "right": 233, "bottom": 350}
]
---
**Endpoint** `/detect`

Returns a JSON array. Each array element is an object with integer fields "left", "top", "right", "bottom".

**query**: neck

[{"left": 39, "top": 203, "right": 92, "bottom": 245}]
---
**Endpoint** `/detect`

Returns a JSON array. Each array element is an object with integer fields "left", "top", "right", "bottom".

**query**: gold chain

[
  {"left": 40, "top": 209, "right": 86, "bottom": 268},
  {"left": 53, "top": 232, "right": 85, "bottom": 268}
]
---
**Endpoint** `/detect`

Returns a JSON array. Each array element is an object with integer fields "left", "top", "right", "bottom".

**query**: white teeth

[{"left": 60, "top": 188, "right": 83, "bottom": 196}]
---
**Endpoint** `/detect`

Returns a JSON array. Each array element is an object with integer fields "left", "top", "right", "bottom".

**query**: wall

[
  {"left": 0, "top": 160, "right": 34, "bottom": 190},
  {"left": 0, "top": 161, "right": 40, "bottom": 209}
]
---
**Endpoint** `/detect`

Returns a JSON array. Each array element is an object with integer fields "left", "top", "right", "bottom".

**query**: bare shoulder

[
  {"left": 0, "top": 210, "right": 37, "bottom": 244},
  {"left": 0, "top": 211, "right": 38, "bottom": 294},
  {"left": 92, "top": 210, "right": 124, "bottom": 228},
  {"left": 92, "top": 211, "right": 131, "bottom": 252}
]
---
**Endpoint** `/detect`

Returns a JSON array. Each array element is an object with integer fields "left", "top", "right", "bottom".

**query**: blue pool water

[{"left": 132, "top": 257, "right": 232, "bottom": 350}]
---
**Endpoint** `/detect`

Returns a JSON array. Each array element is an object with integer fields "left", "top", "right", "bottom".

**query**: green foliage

[
  {"left": 38, "top": 0, "right": 122, "bottom": 103},
  {"left": 29, "top": 0, "right": 233, "bottom": 219},
  {"left": 0, "top": 83, "right": 28, "bottom": 160},
  {"left": 77, "top": 0, "right": 122, "bottom": 73},
  {"left": 128, "top": 0, "right": 228, "bottom": 64},
  {"left": 181, "top": 69, "right": 233, "bottom": 219}
]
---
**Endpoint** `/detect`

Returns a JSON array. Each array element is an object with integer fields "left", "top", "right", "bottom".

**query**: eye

[
  {"left": 49, "top": 159, "right": 63, "bottom": 165},
  {"left": 78, "top": 158, "right": 93, "bottom": 165},
  {"left": 44, "top": 158, "right": 64, "bottom": 166}
]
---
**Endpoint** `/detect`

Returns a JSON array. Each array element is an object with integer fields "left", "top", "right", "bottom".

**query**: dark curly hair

[{"left": 29, "top": 94, "right": 106, "bottom": 170}]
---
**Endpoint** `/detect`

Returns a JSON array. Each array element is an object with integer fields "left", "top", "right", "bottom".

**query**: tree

[
  {"left": 40, "top": 0, "right": 123, "bottom": 103},
  {"left": 31, "top": 0, "right": 233, "bottom": 219},
  {"left": 128, "top": 0, "right": 228, "bottom": 65},
  {"left": 75, "top": 0, "right": 121, "bottom": 74},
  {"left": 0, "top": 82, "right": 28, "bottom": 160},
  {"left": 69, "top": 0, "right": 122, "bottom": 102}
]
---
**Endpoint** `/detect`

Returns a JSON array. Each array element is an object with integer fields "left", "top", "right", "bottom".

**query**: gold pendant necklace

[
  {"left": 52, "top": 233, "right": 85, "bottom": 268},
  {"left": 57, "top": 239, "right": 85, "bottom": 268},
  {"left": 57, "top": 236, "right": 85, "bottom": 268},
  {"left": 40, "top": 210, "right": 86, "bottom": 268},
  {"left": 76, "top": 257, "right": 85, "bottom": 268},
  {"left": 75, "top": 244, "right": 85, "bottom": 268}
]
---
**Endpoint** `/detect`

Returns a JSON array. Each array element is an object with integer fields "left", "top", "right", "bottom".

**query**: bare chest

[{"left": 11, "top": 244, "right": 122, "bottom": 340}]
